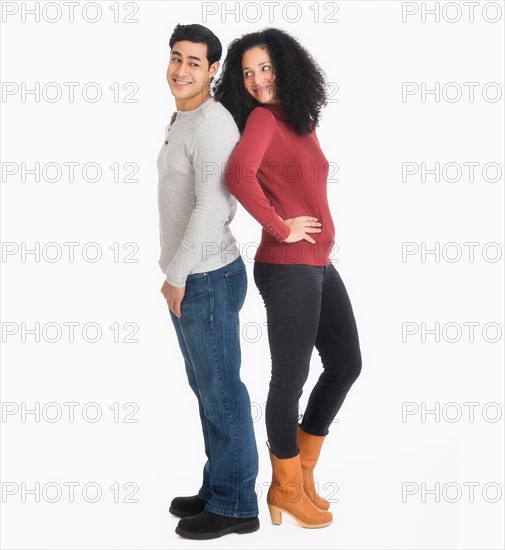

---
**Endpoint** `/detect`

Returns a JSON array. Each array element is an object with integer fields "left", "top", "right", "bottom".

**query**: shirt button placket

[{"left": 165, "top": 111, "right": 178, "bottom": 145}]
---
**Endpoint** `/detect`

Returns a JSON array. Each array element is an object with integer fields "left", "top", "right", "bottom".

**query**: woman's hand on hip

[{"left": 282, "top": 216, "right": 322, "bottom": 244}]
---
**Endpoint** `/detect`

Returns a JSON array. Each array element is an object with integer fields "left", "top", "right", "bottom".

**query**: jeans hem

[
  {"left": 299, "top": 422, "right": 330, "bottom": 437},
  {"left": 204, "top": 504, "right": 259, "bottom": 518}
]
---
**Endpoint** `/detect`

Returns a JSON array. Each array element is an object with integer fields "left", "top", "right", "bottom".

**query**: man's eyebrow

[{"left": 171, "top": 50, "right": 202, "bottom": 62}]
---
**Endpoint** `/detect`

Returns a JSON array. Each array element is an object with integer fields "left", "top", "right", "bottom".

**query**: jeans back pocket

[{"left": 224, "top": 265, "right": 247, "bottom": 313}]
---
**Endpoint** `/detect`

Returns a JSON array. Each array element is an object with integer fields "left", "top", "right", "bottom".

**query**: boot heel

[{"left": 268, "top": 504, "right": 282, "bottom": 525}]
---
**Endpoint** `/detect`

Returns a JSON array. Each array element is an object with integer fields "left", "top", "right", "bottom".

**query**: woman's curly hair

[{"left": 213, "top": 28, "right": 328, "bottom": 135}]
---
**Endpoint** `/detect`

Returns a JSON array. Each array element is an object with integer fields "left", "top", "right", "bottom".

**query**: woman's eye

[{"left": 262, "top": 65, "right": 271, "bottom": 71}]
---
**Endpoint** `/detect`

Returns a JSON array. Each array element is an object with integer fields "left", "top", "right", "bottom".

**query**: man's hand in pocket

[{"left": 161, "top": 280, "right": 186, "bottom": 318}]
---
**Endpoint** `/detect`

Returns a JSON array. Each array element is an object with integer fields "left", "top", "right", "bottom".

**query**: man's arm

[{"left": 164, "top": 115, "right": 240, "bottom": 288}]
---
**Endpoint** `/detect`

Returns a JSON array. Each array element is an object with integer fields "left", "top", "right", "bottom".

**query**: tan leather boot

[
  {"left": 297, "top": 425, "right": 331, "bottom": 510},
  {"left": 267, "top": 448, "right": 333, "bottom": 528}
]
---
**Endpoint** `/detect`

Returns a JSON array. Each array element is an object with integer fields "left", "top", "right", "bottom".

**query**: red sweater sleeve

[{"left": 226, "top": 107, "right": 291, "bottom": 243}]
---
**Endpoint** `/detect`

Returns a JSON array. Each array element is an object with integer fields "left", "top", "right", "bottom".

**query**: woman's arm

[{"left": 225, "top": 107, "right": 291, "bottom": 243}]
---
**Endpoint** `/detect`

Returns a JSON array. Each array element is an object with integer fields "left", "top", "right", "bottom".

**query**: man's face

[{"left": 167, "top": 40, "right": 218, "bottom": 101}]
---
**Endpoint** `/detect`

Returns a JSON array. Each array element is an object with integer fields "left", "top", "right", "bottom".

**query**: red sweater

[{"left": 225, "top": 103, "right": 335, "bottom": 265}]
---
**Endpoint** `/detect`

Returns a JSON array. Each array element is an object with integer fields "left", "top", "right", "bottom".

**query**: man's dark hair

[{"left": 169, "top": 23, "right": 222, "bottom": 66}]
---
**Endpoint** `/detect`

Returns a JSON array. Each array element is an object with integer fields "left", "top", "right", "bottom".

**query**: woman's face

[{"left": 241, "top": 46, "right": 276, "bottom": 104}]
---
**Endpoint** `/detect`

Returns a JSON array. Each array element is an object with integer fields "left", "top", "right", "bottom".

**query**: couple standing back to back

[{"left": 157, "top": 23, "right": 362, "bottom": 541}]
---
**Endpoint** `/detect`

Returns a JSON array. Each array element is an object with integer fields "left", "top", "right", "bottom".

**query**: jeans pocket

[
  {"left": 224, "top": 265, "right": 247, "bottom": 312},
  {"left": 186, "top": 271, "right": 208, "bottom": 281}
]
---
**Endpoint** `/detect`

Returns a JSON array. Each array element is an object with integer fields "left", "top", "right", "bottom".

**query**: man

[{"left": 157, "top": 23, "right": 259, "bottom": 540}]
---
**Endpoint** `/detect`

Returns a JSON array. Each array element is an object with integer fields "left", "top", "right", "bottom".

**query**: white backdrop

[{"left": 1, "top": 1, "right": 504, "bottom": 549}]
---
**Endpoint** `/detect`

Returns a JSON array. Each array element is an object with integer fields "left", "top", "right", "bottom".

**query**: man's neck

[{"left": 175, "top": 89, "right": 212, "bottom": 112}]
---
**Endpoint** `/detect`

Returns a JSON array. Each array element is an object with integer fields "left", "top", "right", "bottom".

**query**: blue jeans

[{"left": 169, "top": 255, "right": 259, "bottom": 518}]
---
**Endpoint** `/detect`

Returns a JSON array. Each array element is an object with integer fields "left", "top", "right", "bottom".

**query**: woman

[{"left": 214, "top": 29, "right": 362, "bottom": 529}]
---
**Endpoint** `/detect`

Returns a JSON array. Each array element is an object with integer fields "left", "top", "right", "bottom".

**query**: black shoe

[
  {"left": 169, "top": 495, "right": 208, "bottom": 518},
  {"left": 175, "top": 510, "right": 260, "bottom": 540}
]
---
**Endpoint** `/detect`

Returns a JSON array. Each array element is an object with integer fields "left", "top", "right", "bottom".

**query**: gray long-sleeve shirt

[{"left": 157, "top": 98, "right": 241, "bottom": 287}]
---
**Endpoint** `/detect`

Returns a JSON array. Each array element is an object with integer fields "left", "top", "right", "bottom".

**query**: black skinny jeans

[{"left": 253, "top": 261, "right": 362, "bottom": 459}]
